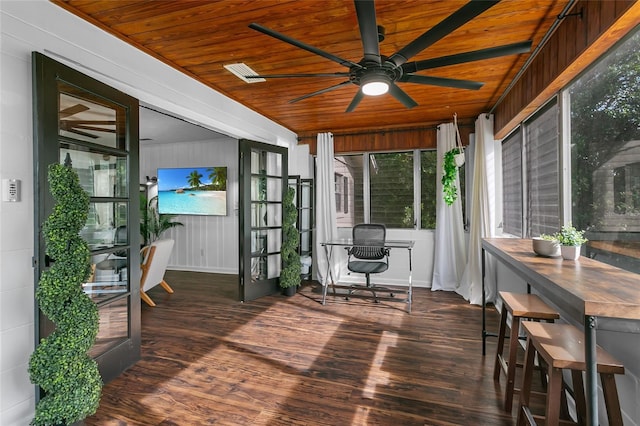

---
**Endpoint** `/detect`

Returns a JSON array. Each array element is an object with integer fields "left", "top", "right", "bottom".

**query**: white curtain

[
  {"left": 315, "top": 132, "right": 342, "bottom": 285},
  {"left": 457, "top": 114, "right": 498, "bottom": 305},
  {"left": 432, "top": 123, "right": 467, "bottom": 291}
]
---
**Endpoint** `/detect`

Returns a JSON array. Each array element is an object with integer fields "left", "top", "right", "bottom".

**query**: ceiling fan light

[
  {"left": 360, "top": 71, "right": 390, "bottom": 96},
  {"left": 362, "top": 80, "right": 389, "bottom": 96}
]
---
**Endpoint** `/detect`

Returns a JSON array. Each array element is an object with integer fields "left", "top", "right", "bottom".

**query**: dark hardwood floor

[{"left": 86, "top": 271, "right": 518, "bottom": 426}]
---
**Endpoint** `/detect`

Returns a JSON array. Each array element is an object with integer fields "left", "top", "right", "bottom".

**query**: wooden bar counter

[{"left": 482, "top": 238, "right": 640, "bottom": 426}]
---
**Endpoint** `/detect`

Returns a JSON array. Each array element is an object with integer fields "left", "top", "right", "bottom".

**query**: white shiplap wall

[
  {"left": 0, "top": 1, "right": 295, "bottom": 424},
  {"left": 141, "top": 137, "right": 239, "bottom": 274}
]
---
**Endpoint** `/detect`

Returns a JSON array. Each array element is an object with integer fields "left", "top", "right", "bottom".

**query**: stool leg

[
  {"left": 571, "top": 369, "right": 587, "bottom": 424},
  {"left": 601, "top": 373, "right": 623, "bottom": 426},
  {"left": 545, "top": 366, "right": 563, "bottom": 426},
  {"left": 516, "top": 338, "right": 536, "bottom": 426},
  {"left": 494, "top": 306, "right": 508, "bottom": 382},
  {"left": 504, "top": 314, "right": 521, "bottom": 412}
]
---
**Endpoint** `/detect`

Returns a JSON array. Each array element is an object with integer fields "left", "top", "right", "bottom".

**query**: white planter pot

[
  {"left": 561, "top": 245, "right": 581, "bottom": 260},
  {"left": 532, "top": 237, "right": 560, "bottom": 257}
]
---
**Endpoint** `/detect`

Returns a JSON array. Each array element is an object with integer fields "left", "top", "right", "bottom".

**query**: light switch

[{"left": 2, "top": 179, "right": 21, "bottom": 202}]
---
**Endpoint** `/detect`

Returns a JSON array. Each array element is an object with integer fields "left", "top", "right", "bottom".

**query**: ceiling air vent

[{"left": 224, "top": 63, "right": 265, "bottom": 83}]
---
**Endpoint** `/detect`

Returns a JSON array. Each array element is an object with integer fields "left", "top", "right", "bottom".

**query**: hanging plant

[
  {"left": 442, "top": 148, "right": 463, "bottom": 206},
  {"left": 28, "top": 163, "right": 102, "bottom": 425}
]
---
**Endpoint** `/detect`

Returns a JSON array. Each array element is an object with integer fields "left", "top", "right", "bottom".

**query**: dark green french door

[
  {"left": 239, "top": 139, "right": 288, "bottom": 301},
  {"left": 32, "top": 52, "right": 140, "bottom": 383}
]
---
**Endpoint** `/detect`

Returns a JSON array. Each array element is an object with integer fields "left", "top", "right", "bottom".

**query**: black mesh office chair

[
  {"left": 345, "top": 223, "right": 392, "bottom": 302},
  {"left": 96, "top": 225, "right": 128, "bottom": 273},
  {"left": 112, "top": 225, "right": 128, "bottom": 257}
]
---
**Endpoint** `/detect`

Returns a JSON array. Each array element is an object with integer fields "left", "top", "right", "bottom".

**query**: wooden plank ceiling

[{"left": 53, "top": 0, "right": 568, "bottom": 136}]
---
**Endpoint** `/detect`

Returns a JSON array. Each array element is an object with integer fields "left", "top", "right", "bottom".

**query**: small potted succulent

[{"left": 554, "top": 223, "right": 588, "bottom": 260}]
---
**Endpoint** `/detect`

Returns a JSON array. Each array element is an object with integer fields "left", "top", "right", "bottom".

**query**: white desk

[{"left": 320, "top": 239, "right": 415, "bottom": 313}]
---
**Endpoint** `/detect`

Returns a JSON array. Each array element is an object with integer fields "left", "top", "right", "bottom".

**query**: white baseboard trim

[
  {"left": 167, "top": 266, "right": 238, "bottom": 275},
  {"left": 165, "top": 267, "right": 433, "bottom": 288}
]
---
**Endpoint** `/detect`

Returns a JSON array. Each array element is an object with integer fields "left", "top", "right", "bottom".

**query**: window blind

[
  {"left": 525, "top": 103, "right": 560, "bottom": 236},
  {"left": 502, "top": 130, "right": 523, "bottom": 236}
]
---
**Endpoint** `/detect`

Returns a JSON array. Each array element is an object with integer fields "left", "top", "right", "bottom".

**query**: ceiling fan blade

[
  {"left": 64, "top": 127, "right": 100, "bottom": 139},
  {"left": 73, "top": 125, "right": 116, "bottom": 133},
  {"left": 389, "top": 84, "right": 418, "bottom": 109},
  {"left": 249, "top": 23, "right": 361, "bottom": 69},
  {"left": 400, "top": 74, "right": 484, "bottom": 90},
  {"left": 355, "top": 0, "right": 381, "bottom": 65},
  {"left": 403, "top": 41, "right": 532, "bottom": 73},
  {"left": 59, "top": 104, "right": 89, "bottom": 118},
  {"left": 289, "top": 81, "right": 352, "bottom": 104},
  {"left": 388, "top": 0, "right": 500, "bottom": 68},
  {"left": 345, "top": 90, "right": 365, "bottom": 113},
  {"left": 61, "top": 120, "right": 116, "bottom": 125},
  {"left": 245, "top": 72, "right": 351, "bottom": 79}
]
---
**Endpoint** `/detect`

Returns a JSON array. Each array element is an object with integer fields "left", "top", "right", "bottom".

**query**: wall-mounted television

[{"left": 157, "top": 166, "right": 227, "bottom": 216}]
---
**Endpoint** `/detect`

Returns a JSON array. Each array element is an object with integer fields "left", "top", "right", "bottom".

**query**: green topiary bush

[
  {"left": 28, "top": 163, "right": 102, "bottom": 425},
  {"left": 280, "top": 186, "right": 301, "bottom": 290}
]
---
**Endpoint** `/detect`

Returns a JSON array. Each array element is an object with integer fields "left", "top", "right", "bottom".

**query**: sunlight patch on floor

[
  {"left": 227, "top": 303, "right": 344, "bottom": 371},
  {"left": 362, "top": 331, "right": 398, "bottom": 399},
  {"left": 351, "top": 406, "right": 372, "bottom": 425}
]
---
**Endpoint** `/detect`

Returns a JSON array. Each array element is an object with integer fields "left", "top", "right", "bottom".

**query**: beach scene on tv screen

[{"left": 157, "top": 167, "right": 227, "bottom": 215}]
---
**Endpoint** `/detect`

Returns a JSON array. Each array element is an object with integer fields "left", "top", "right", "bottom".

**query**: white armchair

[{"left": 140, "top": 239, "right": 175, "bottom": 307}]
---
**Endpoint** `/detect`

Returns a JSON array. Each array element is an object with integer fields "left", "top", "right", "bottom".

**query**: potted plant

[
  {"left": 532, "top": 233, "right": 561, "bottom": 257},
  {"left": 140, "top": 194, "right": 184, "bottom": 245},
  {"left": 28, "top": 163, "right": 102, "bottom": 425},
  {"left": 442, "top": 148, "right": 463, "bottom": 206},
  {"left": 280, "top": 186, "right": 301, "bottom": 296},
  {"left": 554, "top": 223, "right": 588, "bottom": 260}
]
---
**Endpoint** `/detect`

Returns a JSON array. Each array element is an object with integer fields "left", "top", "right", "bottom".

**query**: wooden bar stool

[
  {"left": 517, "top": 322, "right": 625, "bottom": 426},
  {"left": 494, "top": 291, "right": 560, "bottom": 412}
]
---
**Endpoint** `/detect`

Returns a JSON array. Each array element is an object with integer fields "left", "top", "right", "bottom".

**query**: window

[
  {"left": 613, "top": 166, "right": 627, "bottom": 214},
  {"left": 369, "top": 152, "right": 414, "bottom": 228},
  {"left": 525, "top": 102, "right": 560, "bottom": 237},
  {"left": 334, "top": 155, "right": 364, "bottom": 227},
  {"left": 335, "top": 173, "right": 343, "bottom": 212},
  {"left": 334, "top": 150, "right": 443, "bottom": 229},
  {"left": 502, "top": 130, "right": 523, "bottom": 236},
  {"left": 343, "top": 176, "right": 349, "bottom": 214},
  {"left": 568, "top": 28, "right": 640, "bottom": 272},
  {"left": 500, "top": 101, "right": 559, "bottom": 238},
  {"left": 501, "top": 27, "right": 639, "bottom": 274},
  {"left": 420, "top": 151, "right": 438, "bottom": 229},
  {"left": 612, "top": 162, "right": 640, "bottom": 215},
  {"left": 334, "top": 174, "right": 351, "bottom": 214}
]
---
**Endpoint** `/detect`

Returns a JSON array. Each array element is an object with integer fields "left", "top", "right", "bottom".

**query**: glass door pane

[
  {"left": 239, "top": 140, "right": 288, "bottom": 301},
  {"left": 59, "top": 83, "right": 126, "bottom": 148},
  {"left": 33, "top": 52, "right": 140, "bottom": 383}
]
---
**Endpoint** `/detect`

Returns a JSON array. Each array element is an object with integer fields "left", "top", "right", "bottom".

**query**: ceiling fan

[{"left": 247, "top": 0, "right": 532, "bottom": 112}]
